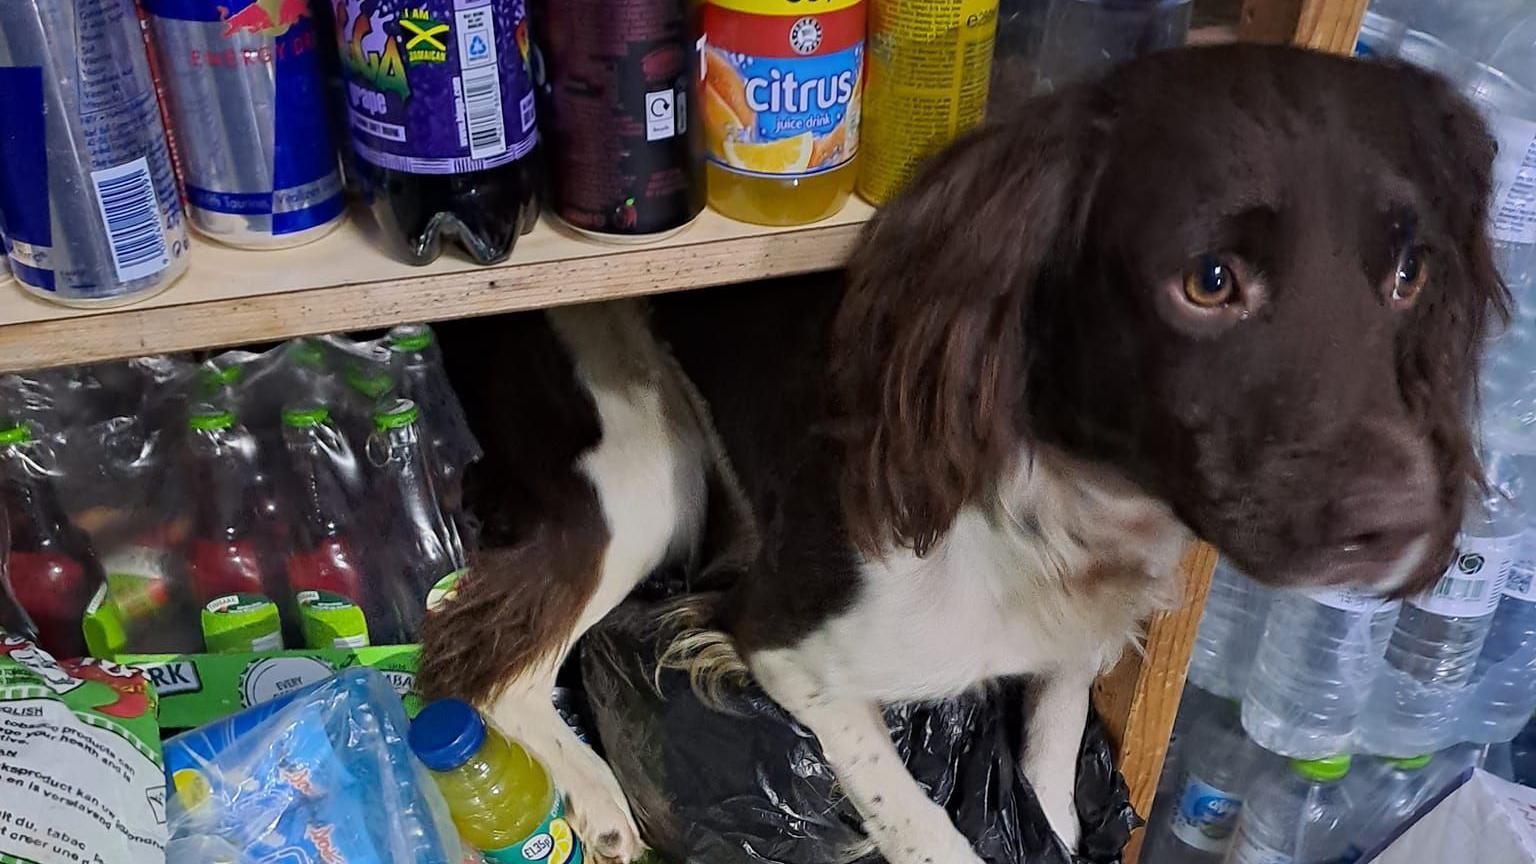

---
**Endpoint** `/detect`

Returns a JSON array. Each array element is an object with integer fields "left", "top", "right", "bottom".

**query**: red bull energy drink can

[
  {"left": 0, "top": 0, "right": 190, "bottom": 307},
  {"left": 142, "top": 0, "right": 347, "bottom": 249}
]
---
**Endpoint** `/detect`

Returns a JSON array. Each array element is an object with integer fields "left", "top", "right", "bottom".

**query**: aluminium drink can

[
  {"left": 142, "top": 0, "right": 347, "bottom": 249},
  {"left": 0, "top": 0, "right": 190, "bottom": 307},
  {"left": 532, "top": 0, "right": 705, "bottom": 241}
]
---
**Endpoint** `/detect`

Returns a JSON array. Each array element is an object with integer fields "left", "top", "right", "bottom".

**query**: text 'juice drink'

[{"left": 703, "top": 0, "right": 865, "bottom": 225}]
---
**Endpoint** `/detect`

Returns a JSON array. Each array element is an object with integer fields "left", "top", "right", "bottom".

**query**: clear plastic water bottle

[
  {"left": 1242, "top": 588, "right": 1399, "bottom": 760},
  {"left": 1466, "top": 13, "right": 1536, "bottom": 452},
  {"left": 1339, "top": 754, "right": 1454, "bottom": 860},
  {"left": 1189, "top": 560, "right": 1275, "bottom": 700},
  {"left": 1358, "top": 479, "right": 1522, "bottom": 757},
  {"left": 1222, "top": 755, "right": 1355, "bottom": 864},
  {"left": 1143, "top": 700, "right": 1271, "bottom": 864},
  {"left": 1464, "top": 458, "right": 1536, "bottom": 744}
]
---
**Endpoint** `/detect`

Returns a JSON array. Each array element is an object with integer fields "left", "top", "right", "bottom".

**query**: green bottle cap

[
  {"left": 1291, "top": 754, "right": 1351, "bottom": 783},
  {"left": 388, "top": 325, "right": 434, "bottom": 353},
  {"left": 188, "top": 404, "right": 236, "bottom": 431},
  {"left": 201, "top": 594, "right": 283, "bottom": 654},
  {"left": 201, "top": 362, "right": 243, "bottom": 391},
  {"left": 373, "top": 399, "right": 421, "bottom": 431},
  {"left": 0, "top": 422, "right": 33, "bottom": 446},
  {"left": 344, "top": 365, "right": 394, "bottom": 399},
  {"left": 281, "top": 404, "right": 332, "bottom": 428},
  {"left": 1384, "top": 754, "right": 1433, "bottom": 772},
  {"left": 289, "top": 339, "right": 327, "bottom": 368},
  {"left": 297, "top": 590, "right": 371, "bottom": 650}
]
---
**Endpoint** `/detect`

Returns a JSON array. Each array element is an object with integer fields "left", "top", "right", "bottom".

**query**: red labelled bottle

[
  {"left": 1, "top": 421, "right": 103, "bottom": 659},
  {"left": 331, "top": 0, "right": 542, "bottom": 264},
  {"left": 185, "top": 406, "right": 274, "bottom": 603},
  {"left": 281, "top": 403, "right": 370, "bottom": 642}
]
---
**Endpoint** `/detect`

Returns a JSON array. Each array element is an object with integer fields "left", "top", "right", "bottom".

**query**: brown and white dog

[{"left": 422, "top": 44, "right": 1507, "bottom": 864}]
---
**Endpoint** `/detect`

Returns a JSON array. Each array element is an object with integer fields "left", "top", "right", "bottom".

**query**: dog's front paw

[
  {"left": 1043, "top": 800, "right": 1080, "bottom": 856},
  {"left": 560, "top": 753, "right": 645, "bottom": 864}
]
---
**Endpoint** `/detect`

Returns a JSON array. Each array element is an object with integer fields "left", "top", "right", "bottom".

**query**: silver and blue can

[
  {"left": 142, "top": 0, "right": 346, "bottom": 249},
  {"left": 0, "top": 0, "right": 190, "bottom": 307}
]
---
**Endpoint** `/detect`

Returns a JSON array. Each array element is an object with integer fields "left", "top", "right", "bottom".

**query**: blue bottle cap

[{"left": 409, "top": 698, "right": 487, "bottom": 771}]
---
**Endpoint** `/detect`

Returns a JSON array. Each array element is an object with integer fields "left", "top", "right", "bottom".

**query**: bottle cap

[
  {"left": 389, "top": 325, "right": 434, "bottom": 353},
  {"left": 188, "top": 404, "right": 236, "bottom": 432},
  {"left": 410, "top": 698, "right": 488, "bottom": 771},
  {"left": 282, "top": 405, "right": 332, "bottom": 428},
  {"left": 1291, "top": 754, "right": 1351, "bottom": 782},
  {"left": 0, "top": 422, "right": 33, "bottom": 446},
  {"left": 344, "top": 365, "right": 394, "bottom": 399},
  {"left": 289, "top": 339, "right": 327, "bottom": 369},
  {"left": 373, "top": 399, "right": 421, "bottom": 431},
  {"left": 1384, "top": 754, "right": 1433, "bottom": 772},
  {"left": 202, "top": 362, "right": 243, "bottom": 391}
]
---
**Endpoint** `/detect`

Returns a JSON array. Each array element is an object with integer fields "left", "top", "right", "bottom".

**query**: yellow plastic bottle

[
  {"left": 702, "top": 0, "right": 866, "bottom": 225},
  {"left": 858, "top": 0, "right": 999, "bottom": 205},
  {"left": 409, "top": 699, "right": 582, "bottom": 864}
]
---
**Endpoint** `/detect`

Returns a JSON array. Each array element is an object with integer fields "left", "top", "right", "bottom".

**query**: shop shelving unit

[{"left": 0, "top": 1, "right": 1370, "bottom": 860}]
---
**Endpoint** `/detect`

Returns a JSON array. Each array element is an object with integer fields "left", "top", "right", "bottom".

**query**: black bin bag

[{"left": 580, "top": 599, "right": 1140, "bottom": 864}]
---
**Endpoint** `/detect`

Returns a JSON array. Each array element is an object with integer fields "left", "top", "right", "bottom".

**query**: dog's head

[{"left": 837, "top": 44, "right": 1509, "bottom": 594}]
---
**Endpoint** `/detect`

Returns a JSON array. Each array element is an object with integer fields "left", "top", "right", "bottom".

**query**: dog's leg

[
  {"left": 751, "top": 649, "right": 985, "bottom": 864},
  {"left": 484, "top": 673, "right": 644, "bottom": 863},
  {"left": 1022, "top": 668, "right": 1093, "bottom": 852}
]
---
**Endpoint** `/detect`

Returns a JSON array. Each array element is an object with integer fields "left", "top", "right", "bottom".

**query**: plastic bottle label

[
  {"left": 1303, "top": 585, "right": 1394, "bottom": 614},
  {"left": 703, "top": 0, "right": 864, "bottom": 179},
  {"left": 336, "top": 0, "right": 539, "bottom": 174},
  {"left": 1226, "top": 827, "right": 1293, "bottom": 864},
  {"left": 1489, "top": 113, "right": 1536, "bottom": 247},
  {"left": 482, "top": 794, "right": 583, "bottom": 864},
  {"left": 857, "top": 0, "right": 997, "bottom": 204},
  {"left": 1411, "top": 533, "right": 1517, "bottom": 617},
  {"left": 1504, "top": 532, "right": 1536, "bottom": 602},
  {"left": 1169, "top": 776, "right": 1243, "bottom": 853}
]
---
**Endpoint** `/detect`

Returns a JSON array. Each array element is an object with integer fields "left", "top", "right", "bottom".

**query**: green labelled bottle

[
  {"left": 297, "top": 589, "right": 371, "bottom": 649},
  {"left": 369, "top": 399, "right": 465, "bottom": 644},
  {"left": 409, "top": 699, "right": 583, "bottom": 864},
  {"left": 201, "top": 593, "right": 283, "bottom": 653}
]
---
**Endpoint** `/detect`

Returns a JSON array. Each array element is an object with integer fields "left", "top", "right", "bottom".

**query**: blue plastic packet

[{"left": 164, "top": 668, "right": 460, "bottom": 864}]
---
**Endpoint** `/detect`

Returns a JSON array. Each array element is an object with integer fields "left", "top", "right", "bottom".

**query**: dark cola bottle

[{"left": 331, "top": 0, "right": 541, "bottom": 264}]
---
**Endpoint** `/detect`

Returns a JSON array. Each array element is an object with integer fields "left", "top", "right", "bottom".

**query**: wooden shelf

[{"left": 0, "top": 201, "right": 875, "bottom": 373}]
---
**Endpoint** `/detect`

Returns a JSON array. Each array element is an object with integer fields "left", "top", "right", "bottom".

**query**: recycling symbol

[{"left": 469, "top": 34, "right": 489, "bottom": 59}]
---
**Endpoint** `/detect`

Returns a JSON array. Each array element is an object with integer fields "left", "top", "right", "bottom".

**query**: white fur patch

[{"left": 1373, "top": 535, "right": 1430, "bottom": 594}]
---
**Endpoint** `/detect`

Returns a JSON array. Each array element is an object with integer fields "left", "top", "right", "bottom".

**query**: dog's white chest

[{"left": 797, "top": 506, "right": 1157, "bottom": 703}]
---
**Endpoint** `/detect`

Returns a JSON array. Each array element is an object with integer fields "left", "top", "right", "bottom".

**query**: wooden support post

[
  {"left": 1093, "top": 542, "right": 1219, "bottom": 864},
  {"left": 1241, "top": 0, "right": 1371, "bottom": 52},
  {"left": 1105, "top": 4, "right": 1368, "bottom": 862}
]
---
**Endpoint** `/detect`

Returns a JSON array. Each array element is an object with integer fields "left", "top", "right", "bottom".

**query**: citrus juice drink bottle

[
  {"left": 702, "top": 0, "right": 866, "bottom": 225},
  {"left": 410, "top": 699, "right": 584, "bottom": 864}
]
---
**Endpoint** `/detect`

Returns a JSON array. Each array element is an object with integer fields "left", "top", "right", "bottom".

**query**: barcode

[
  {"left": 463, "top": 71, "right": 506, "bottom": 159},
  {"left": 91, "top": 158, "right": 167, "bottom": 283},
  {"left": 1433, "top": 576, "right": 1488, "bottom": 603}
]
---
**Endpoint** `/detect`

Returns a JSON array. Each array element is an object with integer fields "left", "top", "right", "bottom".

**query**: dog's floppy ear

[{"left": 835, "top": 92, "right": 1099, "bottom": 557}]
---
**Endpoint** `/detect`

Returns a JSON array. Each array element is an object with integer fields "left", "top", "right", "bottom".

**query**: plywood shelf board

[{"left": 0, "top": 202, "right": 874, "bottom": 371}]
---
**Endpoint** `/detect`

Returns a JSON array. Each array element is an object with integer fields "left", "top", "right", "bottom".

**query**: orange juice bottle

[
  {"left": 410, "top": 699, "right": 583, "bottom": 864},
  {"left": 702, "top": 0, "right": 866, "bottom": 225}
]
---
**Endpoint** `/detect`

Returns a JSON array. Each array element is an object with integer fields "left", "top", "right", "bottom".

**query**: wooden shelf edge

[{"left": 0, "top": 219, "right": 865, "bottom": 372}]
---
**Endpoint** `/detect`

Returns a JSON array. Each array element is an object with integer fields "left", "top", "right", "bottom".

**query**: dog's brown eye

[
  {"left": 1392, "top": 244, "right": 1429, "bottom": 306},
  {"left": 1182, "top": 256, "right": 1237, "bottom": 308}
]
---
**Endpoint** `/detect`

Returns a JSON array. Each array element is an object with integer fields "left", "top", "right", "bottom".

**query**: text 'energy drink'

[{"left": 142, "top": 0, "right": 348, "bottom": 249}]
